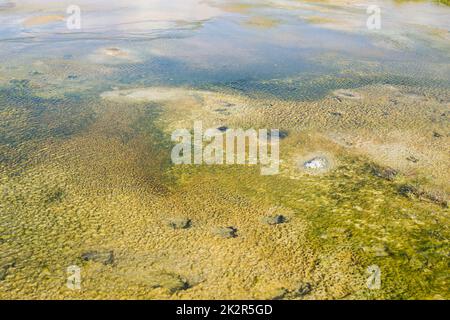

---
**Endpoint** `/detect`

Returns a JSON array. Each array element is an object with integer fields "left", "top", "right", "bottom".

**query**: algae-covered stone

[
  {"left": 0, "top": 261, "right": 15, "bottom": 281},
  {"left": 398, "top": 184, "right": 418, "bottom": 198},
  {"left": 368, "top": 163, "right": 398, "bottom": 181},
  {"left": 217, "top": 126, "right": 229, "bottom": 132},
  {"left": 81, "top": 250, "right": 114, "bottom": 265},
  {"left": 263, "top": 214, "right": 286, "bottom": 225},
  {"left": 44, "top": 188, "right": 65, "bottom": 204},
  {"left": 0, "top": 267, "right": 8, "bottom": 281},
  {"left": 279, "top": 130, "right": 289, "bottom": 139},
  {"left": 406, "top": 155, "right": 419, "bottom": 163},
  {"left": 363, "top": 245, "right": 390, "bottom": 257},
  {"left": 333, "top": 89, "right": 361, "bottom": 100},
  {"left": 271, "top": 288, "right": 288, "bottom": 300},
  {"left": 145, "top": 272, "right": 190, "bottom": 293},
  {"left": 214, "top": 226, "right": 238, "bottom": 238},
  {"left": 294, "top": 282, "right": 312, "bottom": 297},
  {"left": 168, "top": 218, "right": 191, "bottom": 230},
  {"left": 398, "top": 184, "right": 448, "bottom": 207}
]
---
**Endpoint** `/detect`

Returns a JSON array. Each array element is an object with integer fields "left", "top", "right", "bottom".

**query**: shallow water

[{"left": 0, "top": 0, "right": 449, "bottom": 299}]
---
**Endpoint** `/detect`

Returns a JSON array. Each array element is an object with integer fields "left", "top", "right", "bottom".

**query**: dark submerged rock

[
  {"left": 423, "top": 192, "right": 448, "bottom": 208},
  {"left": 45, "top": 188, "right": 65, "bottom": 204},
  {"left": 406, "top": 155, "right": 419, "bottom": 163},
  {"left": 271, "top": 288, "right": 288, "bottom": 300},
  {"left": 398, "top": 184, "right": 418, "bottom": 197},
  {"left": 264, "top": 130, "right": 288, "bottom": 139},
  {"left": 368, "top": 163, "right": 398, "bottom": 181},
  {"left": 214, "top": 108, "right": 230, "bottom": 115},
  {"left": 0, "top": 268, "right": 7, "bottom": 281},
  {"left": 215, "top": 226, "right": 238, "bottom": 238},
  {"left": 279, "top": 130, "right": 289, "bottom": 139},
  {"left": 0, "top": 262, "right": 15, "bottom": 281},
  {"left": 29, "top": 70, "right": 43, "bottom": 76},
  {"left": 148, "top": 273, "right": 190, "bottom": 293},
  {"left": 219, "top": 101, "right": 234, "bottom": 108},
  {"left": 217, "top": 126, "right": 229, "bottom": 132},
  {"left": 81, "top": 250, "right": 114, "bottom": 265},
  {"left": 263, "top": 214, "right": 287, "bottom": 225},
  {"left": 168, "top": 218, "right": 191, "bottom": 230},
  {"left": 295, "top": 282, "right": 312, "bottom": 297},
  {"left": 398, "top": 184, "right": 448, "bottom": 208}
]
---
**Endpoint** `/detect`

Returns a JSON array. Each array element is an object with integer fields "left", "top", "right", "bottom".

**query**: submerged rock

[
  {"left": 263, "top": 214, "right": 286, "bottom": 225},
  {"left": 398, "top": 184, "right": 418, "bottom": 198},
  {"left": 164, "top": 277, "right": 190, "bottom": 293},
  {"left": 272, "top": 282, "right": 312, "bottom": 299},
  {"left": 219, "top": 101, "right": 235, "bottom": 108},
  {"left": 406, "top": 155, "right": 419, "bottom": 163},
  {"left": 0, "top": 261, "right": 15, "bottom": 281},
  {"left": 214, "top": 226, "right": 238, "bottom": 238},
  {"left": 81, "top": 250, "right": 114, "bottom": 265},
  {"left": 168, "top": 218, "right": 191, "bottom": 230},
  {"left": 278, "top": 130, "right": 289, "bottom": 139},
  {"left": 425, "top": 193, "right": 448, "bottom": 208},
  {"left": 303, "top": 157, "right": 329, "bottom": 170},
  {"left": 333, "top": 89, "right": 361, "bottom": 100},
  {"left": 368, "top": 163, "right": 398, "bottom": 181},
  {"left": 44, "top": 188, "right": 65, "bottom": 204},
  {"left": 217, "top": 126, "right": 229, "bottom": 132},
  {"left": 0, "top": 268, "right": 7, "bottom": 281},
  {"left": 398, "top": 184, "right": 448, "bottom": 208},
  {"left": 29, "top": 70, "right": 43, "bottom": 76},
  {"left": 330, "top": 111, "right": 343, "bottom": 117},
  {"left": 214, "top": 108, "right": 231, "bottom": 115},
  {"left": 295, "top": 282, "right": 312, "bottom": 297},
  {"left": 363, "top": 245, "right": 390, "bottom": 257},
  {"left": 146, "top": 272, "right": 190, "bottom": 293},
  {"left": 271, "top": 288, "right": 288, "bottom": 300}
]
